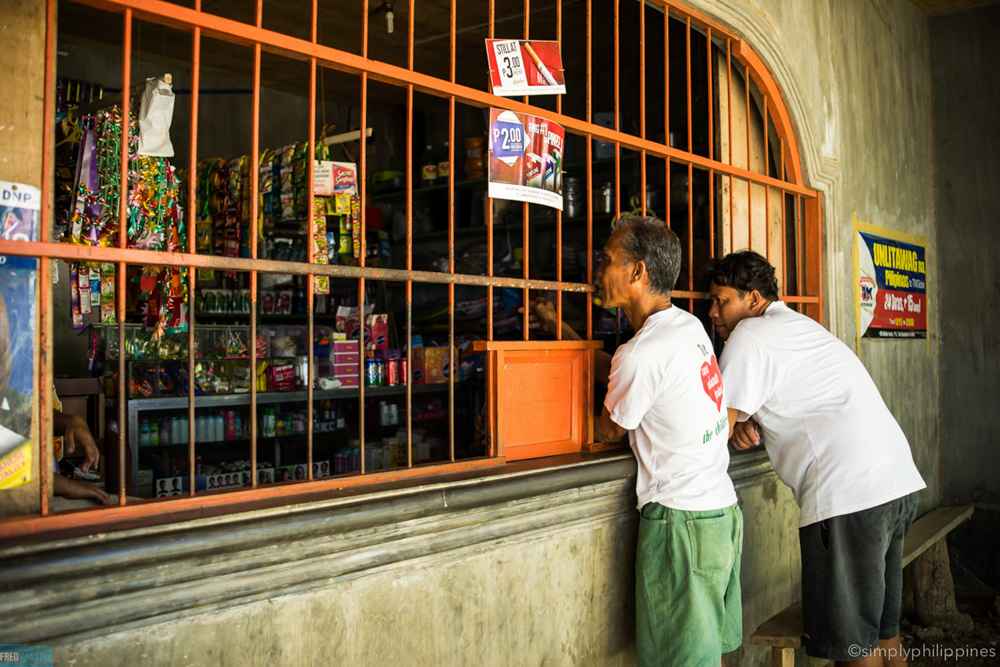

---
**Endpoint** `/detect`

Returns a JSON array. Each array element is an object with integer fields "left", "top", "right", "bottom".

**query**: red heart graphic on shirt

[{"left": 700, "top": 355, "right": 724, "bottom": 412}]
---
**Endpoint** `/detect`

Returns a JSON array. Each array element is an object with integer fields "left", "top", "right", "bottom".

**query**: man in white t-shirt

[
  {"left": 593, "top": 215, "right": 742, "bottom": 667},
  {"left": 708, "top": 251, "right": 925, "bottom": 666}
]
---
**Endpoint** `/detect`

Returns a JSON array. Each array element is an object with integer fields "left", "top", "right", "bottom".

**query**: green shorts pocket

[{"left": 687, "top": 515, "right": 735, "bottom": 578}]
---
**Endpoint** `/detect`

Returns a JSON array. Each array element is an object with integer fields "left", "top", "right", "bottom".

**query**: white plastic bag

[{"left": 137, "top": 76, "right": 175, "bottom": 157}]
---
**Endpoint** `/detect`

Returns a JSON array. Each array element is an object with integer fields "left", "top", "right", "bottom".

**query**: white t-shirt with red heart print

[
  {"left": 719, "top": 301, "right": 925, "bottom": 528},
  {"left": 605, "top": 306, "right": 738, "bottom": 511}
]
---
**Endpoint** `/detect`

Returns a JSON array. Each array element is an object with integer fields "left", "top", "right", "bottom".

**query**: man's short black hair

[
  {"left": 613, "top": 214, "right": 681, "bottom": 295},
  {"left": 706, "top": 250, "right": 780, "bottom": 301}
]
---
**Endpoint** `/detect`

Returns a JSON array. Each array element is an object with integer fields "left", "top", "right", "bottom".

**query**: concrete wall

[
  {"left": 0, "top": 0, "right": 46, "bottom": 516},
  {"left": 0, "top": 454, "right": 799, "bottom": 667},
  {"left": 930, "top": 6, "right": 1000, "bottom": 591}
]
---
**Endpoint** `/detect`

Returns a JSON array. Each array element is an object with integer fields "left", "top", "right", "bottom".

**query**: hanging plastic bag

[{"left": 137, "top": 76, "right": 175, "bottom": 157}]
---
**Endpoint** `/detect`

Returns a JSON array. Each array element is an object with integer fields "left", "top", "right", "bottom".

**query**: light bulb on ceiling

[{"left": 386, "top": 3, "right": 394, "bottom": 34}]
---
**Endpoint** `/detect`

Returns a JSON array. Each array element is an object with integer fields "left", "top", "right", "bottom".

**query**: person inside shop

[
  {"left": 0, "top": 288, "right": 108, "bottom": 504},
  {"left": 534, "top": 215, "right": 742, "bottom": 666},
  {"left": 707, "top": 250, "right": 925, "bottom": 667},
  {"left": 52, "top": 407, "right": 109, "bottom": 505}
]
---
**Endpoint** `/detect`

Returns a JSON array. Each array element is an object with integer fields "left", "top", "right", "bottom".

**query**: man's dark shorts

[{"left": 799, "top": 492, "right": 919, "bottom": 661}]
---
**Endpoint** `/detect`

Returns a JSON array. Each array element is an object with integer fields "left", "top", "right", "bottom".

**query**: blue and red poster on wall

[{"left": 857, "top": 230, "right": 927, "bottom": 339}]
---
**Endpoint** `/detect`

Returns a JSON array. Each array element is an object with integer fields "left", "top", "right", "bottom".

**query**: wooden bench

[{"left": 750, "top": 505, "right": 974, "bottom": 667}]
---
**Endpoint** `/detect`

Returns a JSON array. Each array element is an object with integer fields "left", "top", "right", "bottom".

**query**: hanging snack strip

[{"left": 312, "top": 197, "right": 330, "bottom": 294}]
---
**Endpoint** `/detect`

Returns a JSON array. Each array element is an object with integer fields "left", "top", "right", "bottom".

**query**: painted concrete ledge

[{"left": 0, "top": 449, "right": 773, "bottom": 646}]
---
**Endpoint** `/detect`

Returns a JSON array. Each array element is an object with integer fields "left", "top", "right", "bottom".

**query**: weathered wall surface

[
  {"left": 0, "top": 0, "right": 46, "bottom": 517},
  {"left": 930, "top": 6, "right": 1000, "bottom": 591},
  {"left": 0, "top": 456, "right": 800, "bottom": 667}
]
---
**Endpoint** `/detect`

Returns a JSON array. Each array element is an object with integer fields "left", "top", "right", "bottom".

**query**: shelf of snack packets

[{"left": 88, "top": 307, "right": 485, "bottom": 398}]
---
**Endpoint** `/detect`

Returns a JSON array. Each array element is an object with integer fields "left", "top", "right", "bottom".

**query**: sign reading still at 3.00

[{"left": 857, "top": 231, "right": 927, "bottom": 338}]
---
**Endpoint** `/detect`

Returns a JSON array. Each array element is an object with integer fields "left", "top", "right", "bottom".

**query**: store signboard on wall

[
  {"left": 488, "top": 109, "right": 564, "bottom": 210},
  {"left": 854, "top": 213, "right": 927, "bottom": 340},
  {"left": 486, "top": 39, "right": 566, "bottom": 96},
  {"left": 0, "top": 181, "right": 39, "bottom": 490}
]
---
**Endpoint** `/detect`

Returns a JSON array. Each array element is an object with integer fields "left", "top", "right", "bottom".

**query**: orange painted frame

[{"left": 475, "top": 341, "right": 604, "bottom": 461}]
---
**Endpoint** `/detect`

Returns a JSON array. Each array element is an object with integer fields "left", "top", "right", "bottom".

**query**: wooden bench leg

[{"left": 771, "top": 647, "right": 794, "bottom": 667}]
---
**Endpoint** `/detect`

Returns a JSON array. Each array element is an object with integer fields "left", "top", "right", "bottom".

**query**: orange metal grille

[{"left": 0, "top": 0, "right": 820, "bottom": 541}]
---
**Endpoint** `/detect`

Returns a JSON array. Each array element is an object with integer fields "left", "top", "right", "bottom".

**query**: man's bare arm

[{"left": 594, "top": 405, "right": 627, "bottom": 444}]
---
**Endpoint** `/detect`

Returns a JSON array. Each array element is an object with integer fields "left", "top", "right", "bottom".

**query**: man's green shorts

[{"left": 636, "top": 502, "right": 743, "bottom": 667}]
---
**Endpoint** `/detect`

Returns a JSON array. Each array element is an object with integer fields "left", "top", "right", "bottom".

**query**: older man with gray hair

[{"left": 587, "top": 214, "right": 743, "bottom": 667}]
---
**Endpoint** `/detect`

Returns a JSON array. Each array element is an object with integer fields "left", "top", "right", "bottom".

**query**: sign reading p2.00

[{"left": 857, "top": 231, "right": 927, "bottom": 338}]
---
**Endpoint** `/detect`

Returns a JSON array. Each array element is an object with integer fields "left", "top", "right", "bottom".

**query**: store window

[{"left": 0, "top": 0, "right": 819, "bottom": 538}]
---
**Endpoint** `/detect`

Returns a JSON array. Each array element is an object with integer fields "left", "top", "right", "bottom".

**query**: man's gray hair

[{"left": 614, "top": 214, "right": 681, "bottom": 295}]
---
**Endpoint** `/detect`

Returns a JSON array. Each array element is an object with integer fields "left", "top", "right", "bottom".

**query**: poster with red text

[
  {"left": 857, "top": 231, "right": 927, "bottom": 339},
  {"left": 486, "top": 39, "right": 566, "bottom": 96},
  {"left": 488, "top": 109, "right": 564, "bottom": 210}
]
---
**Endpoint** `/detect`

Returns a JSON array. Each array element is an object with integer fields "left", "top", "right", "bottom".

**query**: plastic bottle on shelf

[
  {"left": 171, "top": 416, "right": 181, "bottom": 445},
  {"left": 139, "top": 418, "right": 150, "bottom": 447},
  {"left": 264, "top": 408, "right": 276, "bottom": 438},
  {"left": 235, "top": 412, "right": 243, "bottom": 439},
  {"left": 213, "top": 414, "right": 224, "bottom": 442},
  {"left": 179, "top": 415, "right": 189, "bottom": 444},
  {"left": 225, "top": 410, "right": 236, "bottom": 441},
  {"left": 159, "top": 420, "right": 171, "bottom": 447},
  {"left": 419, "top": 145, "right": 438, "bottom": 188},
  {"left": 149, "top": 420, "right": 160, "bottom": 447},
  {"left": 438, "top": 141, "right": 451, "bottom": 182}
]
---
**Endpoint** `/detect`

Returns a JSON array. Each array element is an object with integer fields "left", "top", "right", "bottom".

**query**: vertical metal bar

[
  {"left": 586, "top": 139, "right": 593, "bottom": 341},
  {"left": 249, "top": 1, "right": 262, "bottom": 484},
  {"left": 764, "top": 184, "right": 770, "bottom": 262},
  {"left": 745, "top": 63, "right": 752, "bottom": 249},
  {"left": 685, "top": 18, "right": 692, "bottom": 154},
  {"left": 521, "top": 0, "right": 530, "bottom": 341},
  {"left": 447, "top": 0, "right": 456, "bottom": 463},
  {"left": 404, "top": 82, "right": 413, "bottom": 461},
  {"left": 408, "top": 0, "right": 415, "bottom": 70},
  {"left": 709, "top": 168, "right": 715, "bottom": 259},
  {"left": 639, "top": 0, "right": 646, "bottom": 219},
  {"left": 763, "top": 98, "right": 769, "bottom": 178},
  {"left": 664, "top": 8, "right": 670, "bottom": 149},
  {"left": 487, "top": 0, "right": 495, "bottom": 344},
  {"left": 763, "top": 98, "right": 770, "bottom": 261},
  {"left": 613, "top": 0, "right": 621, "bottom": 222},
  {"left": 586, "top": 0, "right": 592, "bottom": 125},
  {"left": 664, "top": 9, "right": 670, "bottom": 229},
  {"left": 362, "top": 0, "right": 370, "bottom": 58},
  {"left": 614, "top": 0, "right": 620, "bottom": 134},
  {"left": 685, "top": 19, "right": 693, "bottom": 310},
  {"left": 39, "top": 0, "right": 57, "bottom": 515},
  {"left": 306, "top": 0, "right": 318, "bottom": 479},
  {"left": 795, "top": 194, "right": 803, "bottom": 297},
  {"left": 116, "top": 9, "right": 132, "bottom": 505},
  {"left": 555, "top": 0, "right": 563, "bottom": 340},
  {"left": 639, "top": 0, "right": 646, "bottom": 142},
  {"left": 187, "top": 1, "right": 202, "bottom": 493},
  {"left": 781, "top": 188, "right": 787, "bottom": 294},
  {"left": 727, "top": 38, "right": 733, "bottom": 253},
  {"left": 448, "top": 102, "right": 455, "bottom": 462},
  {"left": 707, "top": 28, "right": 713, "bottom": 162}
]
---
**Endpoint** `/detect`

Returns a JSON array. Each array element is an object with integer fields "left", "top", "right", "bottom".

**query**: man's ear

[
  {"left": 748, "top": 290, "right": 769, "bottom": 312},
  {"left": 631, "top": 260, "right": 645, "bottom": 285}
]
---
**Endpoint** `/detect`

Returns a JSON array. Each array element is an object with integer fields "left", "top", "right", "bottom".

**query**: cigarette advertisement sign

[
  {"left": 486, "top": 39, "right": 566, "bottom": 96},
  {"left": 857, "top": 230, "right": 927, "bottom": 339},
  {"left": 488, "top": 109, "right": 564, "bottom": 210},
  {"left": 0, "top": 181, "right": 39, "bottom": 490}
]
